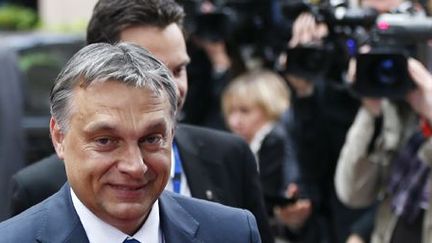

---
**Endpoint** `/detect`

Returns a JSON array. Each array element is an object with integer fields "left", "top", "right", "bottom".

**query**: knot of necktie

[{"left": 123, "top": 238, "right": 141, "bottom": 243}]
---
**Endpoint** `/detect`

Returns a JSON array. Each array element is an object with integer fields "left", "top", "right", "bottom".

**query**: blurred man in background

[{"left": 0, "top": 48, "right": 25, "bottom": 221}]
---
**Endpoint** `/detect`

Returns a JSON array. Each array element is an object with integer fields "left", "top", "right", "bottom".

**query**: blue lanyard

[{"left": 172, "top": 142, "right": 183, "bottom": 193}]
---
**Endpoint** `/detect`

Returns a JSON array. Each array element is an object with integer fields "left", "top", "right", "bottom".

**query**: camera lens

[{"left": 374, "top": 59, "right": 397, "bottom": 85}]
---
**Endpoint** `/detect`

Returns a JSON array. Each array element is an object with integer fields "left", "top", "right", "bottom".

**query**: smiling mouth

[
  {"left": 110, "top": 184, "right": 145, "bottom": 191},
  {"left": 109, "top": 184, "right": 147, "bottom": 199}
]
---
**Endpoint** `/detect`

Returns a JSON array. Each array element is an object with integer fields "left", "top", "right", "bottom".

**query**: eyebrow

[
  {"left": 83, "top": 121, "right": 118, "bottom": 134},
  {"left": 83, "top": 118, "right": 171, "bottom": 135},
  {"left": 144, "top": 119, "right": 169, "bottom": 134}
]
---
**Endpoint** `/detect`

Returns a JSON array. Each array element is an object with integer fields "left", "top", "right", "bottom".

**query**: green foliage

[
  {"left": 0, "top": 4, "right": 38, "bottom": 30},
  {"left": 19, "top": 52, "right": 60, "bottom": 72}
]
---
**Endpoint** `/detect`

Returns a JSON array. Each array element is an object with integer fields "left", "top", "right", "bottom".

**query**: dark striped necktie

[{"left": 123, "top": 238, "right": 141, "bottom": 243}]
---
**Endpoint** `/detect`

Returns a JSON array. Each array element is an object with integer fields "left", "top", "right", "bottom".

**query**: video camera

[
  {"left": 180, "top": 0, "right": 269, "bottom": 42},
  {"left": 179, "top": 0, "right": 286, "bottom": 66},
  {"left": 353, "top": 13, "right": 432, "bottom": 98},
  {"left": 281, "top": 0, "right": 432, "bottom": 98},
  {"left": 281, "top": 0, "right": 379, "bottom": 83}
]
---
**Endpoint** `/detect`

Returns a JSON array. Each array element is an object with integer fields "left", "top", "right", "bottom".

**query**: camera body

[
  {"left": 352, "top": 13, "right": 432, "bottom": 98},
  {"left": 354, "top": 50, "right": 414, "bottom": 98},
  {"left": 180, "top": 0, "right": 272, "bottom": 44},
  {"left": 281, "top": 0, "right": 380, "bottom": 83},
  {"left": 284, "top": 45, "right": 334, "bottom": 81}
]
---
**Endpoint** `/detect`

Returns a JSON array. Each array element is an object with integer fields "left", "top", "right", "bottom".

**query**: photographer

[
  {"left": 333, "top": 1, "right": 432, "bottom": 243},
  {"left": 278, "top": 0, "right": 432, "bottom": 242},
  {"left": 274, "top": 8, "right": 367, "bottom": 243},
  {"left": 181, "top": 0, "right": 247, "bottom": 130},
  {"left": 335, "top": 55, "right": 432, "bottom": 243}
]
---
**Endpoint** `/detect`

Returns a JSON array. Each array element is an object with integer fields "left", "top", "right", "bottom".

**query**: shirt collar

[
  {"left": 170, "top": 144, "right": 175, "bottom": 179},
  {"left": 71, "top": 188, "right": 162, "bottom": 243},
  {"left": 249, "top": 122, "right": 275, "bottom": 165}
]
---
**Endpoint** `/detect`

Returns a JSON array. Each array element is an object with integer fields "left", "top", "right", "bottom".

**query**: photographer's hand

[
  {"left": 407, "top": 58, "right": 432, "bottom": 123},
  {"left": 289, "top": 12, "right": 328, "bottom": 48},
  {"left": 346, "top": 46, "right": 383, "bottom": 117},
  {"left": 273, "top": 183, "right": 312, "bottom": 230}
]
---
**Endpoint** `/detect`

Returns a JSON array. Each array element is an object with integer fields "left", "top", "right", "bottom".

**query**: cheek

[
  {"left": 227, "top": 114, "right": 244, "bottom": 133},
  {"left": 144, "top": 152, "right": 171, "bottom": 178},
  {"left": 248, "top": 113, "right": 267, "bottom": 133},
  {"left": 63, "top": 137, "right": 113, "bottom": 188},
  {"left": 227, "top": 115, "right": 237, "bottom": 127}
]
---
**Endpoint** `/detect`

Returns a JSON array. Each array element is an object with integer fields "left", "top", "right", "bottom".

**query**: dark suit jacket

[
  {"left": 0, "top": 48, "right": 25, "bottom": 221},
  {"left": 257, "top": 122, "right": 301, "bottom": 216},
  {"left": 9, "top": 124, "right": 273, "bottom": 242},
  {"left": 1, "top": 184, "right": 261, "bottom": 242},
  {"left": 259, "top": 123, "right": 292, "bottom": 196}
]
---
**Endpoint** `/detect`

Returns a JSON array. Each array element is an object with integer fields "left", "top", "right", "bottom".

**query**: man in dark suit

[
  {"left": 8, "top": 0, "right": 273, "bottom": 242},
  {"left": 3, "top": 185, "right": 261, "bottom": 242},
  {"left": 0, "top": 42, "right": 260, "bottom": 242}
]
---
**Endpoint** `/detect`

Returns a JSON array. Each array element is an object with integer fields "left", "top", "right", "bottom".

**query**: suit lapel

[
  {"left": 159, "top": 192, "right": 201, "bottom": 243},
  {"left": 36, "top": 184, "right": 89, "bottom": 243},
  {"left": 174, "top": 125, "right": 223, "bottom": 202}
]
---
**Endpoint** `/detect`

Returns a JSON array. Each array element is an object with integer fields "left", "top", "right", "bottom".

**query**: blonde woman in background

[{"left": 222, "top": 69, "right": 312, "bottom": 241}]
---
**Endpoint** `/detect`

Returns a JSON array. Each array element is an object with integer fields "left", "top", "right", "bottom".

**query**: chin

[{"left": 106, "top": 201, "right": 151, "bottom": 221}]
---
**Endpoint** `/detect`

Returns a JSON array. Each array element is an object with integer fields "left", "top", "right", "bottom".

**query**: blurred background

[{"left": 0, "top": 0, "right": 96, "bottom": 164}]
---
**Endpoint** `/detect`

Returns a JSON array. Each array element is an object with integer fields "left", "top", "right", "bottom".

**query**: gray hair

[{"left": 50, "top": 42, "right": 177, "bottom": 131}]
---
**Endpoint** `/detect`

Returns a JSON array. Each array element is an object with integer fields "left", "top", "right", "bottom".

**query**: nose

[{"left": 117, "top": 144, "right": 148, "bottom": 178}]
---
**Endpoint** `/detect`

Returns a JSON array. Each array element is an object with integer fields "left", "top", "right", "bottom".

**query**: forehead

[
  {"left": 70, "top": 81, "right": 172, "bottom": 127},
  {"left": 227, "top": 95, "right": 257, "bottom": 109},
  {"left": 119, "top": 23, "right": 189, "bottom": 70}
]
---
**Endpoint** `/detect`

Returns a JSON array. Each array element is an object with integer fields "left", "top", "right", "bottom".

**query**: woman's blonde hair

[{"left": 222, "top": 69, "right": 290, "bottom": 121}]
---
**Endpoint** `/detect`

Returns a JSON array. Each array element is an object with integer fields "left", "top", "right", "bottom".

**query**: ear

[{"left": 50, "top": 117, "right": 65, "bottom": 159}]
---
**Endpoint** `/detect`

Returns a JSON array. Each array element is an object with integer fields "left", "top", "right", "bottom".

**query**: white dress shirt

[{"left": 71, "top": 189, "right": 164, "bottom": 243}]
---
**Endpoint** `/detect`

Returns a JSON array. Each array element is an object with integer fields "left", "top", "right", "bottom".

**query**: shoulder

[
  {"left": 262, "top": 123, "right": 288, "bottom": 147},
  {"left": 170, "top": 191, "right": 254, "bottom": 219},
  {"left": 176, "top": 124, "right": 239, "bottom": 141},
  {"left": 1, "top": 185, "right": 84, "bottom": 242},
  {"left": 13, "top": 154, "right": 64, "bottom": 183},
  {"left": 175, "top": 124, "right": 255, "bottom": 166},
  {"left": 0, "top": 196, "right": 49, "bottom": 241},
  {"left": 161, "top": 191, "right": 260, "bottom": 242},
  {"left": 11, "top": 154, "right": 66, "bottom": 205},
  {"left": 268, "top": 123, "right": 288, "bottom": 140},
  {"left": 176, "top": 124, "right": 247, "bottom": 147}
]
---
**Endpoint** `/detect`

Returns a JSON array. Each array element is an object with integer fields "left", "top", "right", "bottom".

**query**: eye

[
  {"left": 96, "top": 137, "right": 111, "bottom": 145},
  {"left": 94, "top": 137, "right": 118, "bottom": 150},
  {"left": 172, "top": 65, "right": 186, "bottom": 78},
  {"left": 239, "top": 107, "right": 251, "bottom": 114},
  {"left": 140, "top": 134, "right": 164, "bottom": 146}
]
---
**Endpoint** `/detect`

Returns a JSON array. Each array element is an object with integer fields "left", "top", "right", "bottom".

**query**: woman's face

[{"left": 226, "top": 101, "right": 269, "bottom": 143}]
